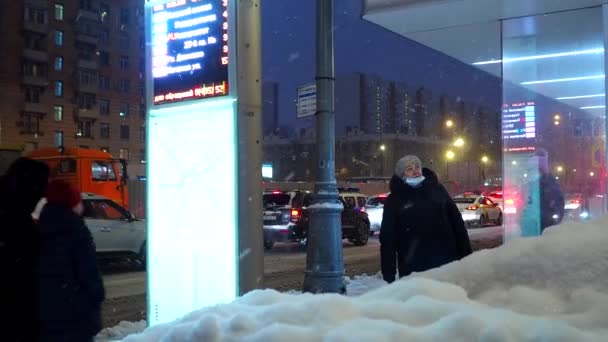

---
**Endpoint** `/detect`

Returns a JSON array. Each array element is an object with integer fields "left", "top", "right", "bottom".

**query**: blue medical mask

[{"left": 405, "top": 175, "right": 425, "bottom": 187}]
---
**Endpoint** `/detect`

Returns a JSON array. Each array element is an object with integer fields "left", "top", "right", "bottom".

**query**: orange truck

[{"left": 27, "top": 147, "right": 129, "bottom": 208}]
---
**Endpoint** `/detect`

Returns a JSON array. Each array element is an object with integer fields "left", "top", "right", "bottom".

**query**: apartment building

[{"left": 0, "top": 0, "right": 146, "bottom": 177}]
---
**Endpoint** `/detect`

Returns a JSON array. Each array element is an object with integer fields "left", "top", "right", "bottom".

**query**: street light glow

[
  {"left": 556, "top": 166, "right": 563, "bottom": 172},
  {"left": 446, "top": 150, "right": 455, "bottom": 160},
  {"left": 379, "top": 144, "right": 386, "bottom": 151},
  {"left": 453, "top": 137, "right": 465, "bottom": 148},
  {"left": 481, "top": 155, "right": 489, "bottom": 163},
  {"left": 445, "top": 119, "right": 454, "bottom": 128}
]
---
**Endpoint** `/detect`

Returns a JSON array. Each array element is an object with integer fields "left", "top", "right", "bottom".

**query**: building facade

[{"left": 0, "top": 0, "right": 145, "bottom": 177}]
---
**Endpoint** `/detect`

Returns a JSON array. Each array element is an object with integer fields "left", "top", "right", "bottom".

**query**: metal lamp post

[{"left": 303, "top": 0, "right": 345, "bottom": 294}]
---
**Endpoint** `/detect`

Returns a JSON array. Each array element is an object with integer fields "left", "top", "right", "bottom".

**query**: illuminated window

[
  {"left": 55, "top": 30, "right": 63, "bottom": 46},
  {"left": 55, "top": 131, "right": 64, "bottom": 147},
  {"left": 54, "top": 56, "right": 63, "bottom": 71},
  {"left": 54, "top": 81, "right": 63, "bottom": 97},
  {"left": 53, "top": 105, "right": 63, "bottom": 121},
  {"left": 54, "top": 3, "right": 64, "bottom": 21},
  {"left": 119, "top": 147, "right": 129, "bottom": 160}
]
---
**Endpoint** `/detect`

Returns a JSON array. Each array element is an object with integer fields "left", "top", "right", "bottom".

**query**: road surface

[{"left": 101, "top": 227, "right": 503, "bottom": 327}]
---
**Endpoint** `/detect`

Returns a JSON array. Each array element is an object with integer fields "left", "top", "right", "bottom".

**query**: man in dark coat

[
  {"left": 37, "top": 180, "right": 105, "bottom": 342},
  {"left": 380, "top": 155, "right": 472, "bottom": 283},
  {"left": 0, "top": 157, "right": 49, "bottom": 341}
]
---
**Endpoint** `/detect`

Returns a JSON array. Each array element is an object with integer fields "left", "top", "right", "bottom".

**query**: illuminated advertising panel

[
  {"left": 151, "top": 0, "right": 229, "bottom": 105},
  {"left": 145, "top": 0, "right": 238, "bottom": 327}
]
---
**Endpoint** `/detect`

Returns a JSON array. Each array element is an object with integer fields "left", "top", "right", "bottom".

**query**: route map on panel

[{"left": 152, "top": 0, "right": 229, "bottom": 105}]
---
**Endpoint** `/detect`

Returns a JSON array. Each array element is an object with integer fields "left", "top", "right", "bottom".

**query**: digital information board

[
  {"left": 502, "top": 101, "right": 536, "bottom": 152},
  {"left": 151, "top": 0, "right": 229, "bottom": 105},
  {"left": 145, "top": 0, "right": 239, "bottom": 327}
]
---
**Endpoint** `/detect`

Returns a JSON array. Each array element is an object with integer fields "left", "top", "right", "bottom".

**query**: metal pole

[
  {"left": 303, "top": 0, "right": 345, "bottom": 294},
  {"left": 236, "top": 0, "right": 263, "bottom": 294}
]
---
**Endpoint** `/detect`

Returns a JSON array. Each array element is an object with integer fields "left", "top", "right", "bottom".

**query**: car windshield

[
  {"left": 453, "top": 197, "right": 477, "bottom": 204},
  {"left": 263, "top": 194, "right": 291, "bottom": 207},
  {"left": 367, "top": 197, "right": 387, "bottom": 206}
]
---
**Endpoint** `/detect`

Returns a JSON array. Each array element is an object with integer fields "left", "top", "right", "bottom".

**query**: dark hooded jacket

[
  {"left": 36, "top": 203, "right": 105, "bottom": 340},
  {"left": 0, "top": 158, "right": 49, "bottom": 341},
  {"left": 539, "top": 173, "right": 565, "bottom": 232},
  {"left": 379, "top": 168, "right": 472, "bottom": 283}
]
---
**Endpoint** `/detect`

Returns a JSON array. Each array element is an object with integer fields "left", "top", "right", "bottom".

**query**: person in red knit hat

[{"left": 36, "top": 180, "right": 105, "bottom": 342}]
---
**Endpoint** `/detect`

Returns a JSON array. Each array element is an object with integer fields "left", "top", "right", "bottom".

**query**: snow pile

[
  {"left": 123, "top": 218, "right": 608, "bottom": 341},
  {"left": 95, "top": 320, "right": 146, "bottom": 341}
]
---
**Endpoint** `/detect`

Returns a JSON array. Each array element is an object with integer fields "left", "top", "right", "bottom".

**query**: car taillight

[
  {"left": 290, "top": 209, "right": 301, "bottom": 222},
  {"left": 571, "top": 200, "right": 580, "bottom": 204},
  {"left": 505, "top": 199, "right": 515, "bottom": 206},
  {"left": 466, "top": 204, "right": 479, "bottom": 211}
]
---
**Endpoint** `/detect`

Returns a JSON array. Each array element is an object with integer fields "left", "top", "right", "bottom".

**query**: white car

[
  {"left": 453, "top": 192, "right": 503, "bottom": 227},
  {"left": 81, "top": 193, "right": 147, "bottom": 264},
  {"left": 32, "top": 193, "right": 147, "bottom": 264},
  {"left": 365, "top": 193, "right": 389, "bottom": 235}
]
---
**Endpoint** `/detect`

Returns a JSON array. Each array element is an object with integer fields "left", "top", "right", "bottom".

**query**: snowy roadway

[{"left": 102, "top": 226, "right": 503, "bottom": 300}]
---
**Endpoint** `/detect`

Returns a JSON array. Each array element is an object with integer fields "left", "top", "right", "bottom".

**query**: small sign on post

[{"left": 297, "top": 83, "right": 317, "bottom": 118}]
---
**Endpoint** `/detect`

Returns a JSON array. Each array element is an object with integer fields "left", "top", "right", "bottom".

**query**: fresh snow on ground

[{"left": 100, "top": 217, "right": 608, "bottom": 341}]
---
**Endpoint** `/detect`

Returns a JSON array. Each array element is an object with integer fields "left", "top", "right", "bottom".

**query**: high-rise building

[
  {"left": 360, "top": 74, "right": 392, "bottom": 134},
  {"left": 414, "top": 87, "right": 433, "bottom": 137},
  {"left": 0, "top": 0, "right": 145, "bottom": 177},
  {"left": 391, "top": 82, "right": 414, "bottom": 135}
]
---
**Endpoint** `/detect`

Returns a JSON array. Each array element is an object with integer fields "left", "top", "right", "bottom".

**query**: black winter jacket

[
  {"left": 0, "top": 209, "right": 40, "bottom": 342},
  {"left": 379, "top": 168, "right": 472, "bottom": 283},
  {"left": 36, "top": 204, "right": 105, "bottom": 340}
]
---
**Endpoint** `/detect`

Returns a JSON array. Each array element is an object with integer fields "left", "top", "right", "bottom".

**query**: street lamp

[
  {"left": 556, "top": 165, "right": 563, "bottom": 173},
  {"left": 445, "top": 119, "right": 454, "bottom": 128},
  {"left": 481, "top": 155, "right": 489, "bottom": 181},
  {"left": 453, "top": 137, "right": 465, "bottom": 148},
  {"left": 379, "top": 144, "right": 386, "bottom": 175},
  {"left": 446, "top": 150, "right": 455, "bottom": 180}
]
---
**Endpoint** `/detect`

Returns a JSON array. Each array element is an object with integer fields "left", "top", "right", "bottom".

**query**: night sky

[{"left": 261, "top": 0, "right": 502, "bottom": 131}]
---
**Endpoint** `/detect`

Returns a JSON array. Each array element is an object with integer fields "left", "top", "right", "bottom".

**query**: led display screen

[
  {"left": 152, "top": 0, "right": 229, "bottom": 105},
  {"left": 502, "top": 101, "right": 537, "bottom": 152}
]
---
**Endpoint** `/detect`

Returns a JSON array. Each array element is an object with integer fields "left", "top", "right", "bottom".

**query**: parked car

[
  {"left": 81, "top": 193, "right": 147, "bottom": 265},
  {"left": 453, "top": 192, "right": 503, "bottom": 228},
  {"left": 365, "top": 193, "right": 389, "bottom": 235},
  {"left": 32, "top": 193, "right": 147, "bottom": 265},
  {"left": 262, "top": 189, "right": 371, "bottom": 250}
]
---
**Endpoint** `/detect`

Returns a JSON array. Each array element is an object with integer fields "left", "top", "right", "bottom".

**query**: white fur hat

[{"left": 395, "top": 155, "right": 422, "bottom": 176}]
